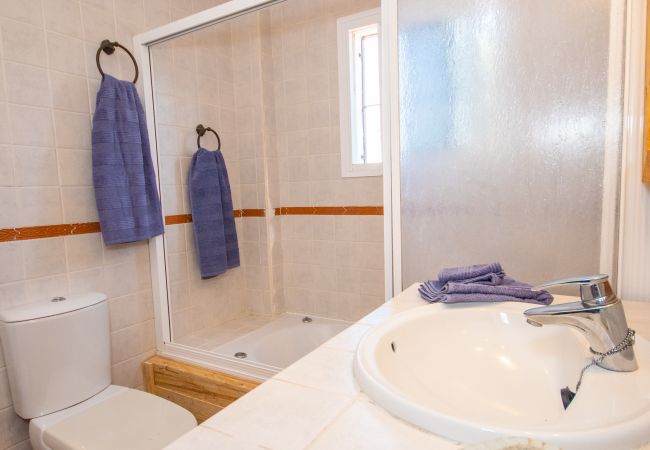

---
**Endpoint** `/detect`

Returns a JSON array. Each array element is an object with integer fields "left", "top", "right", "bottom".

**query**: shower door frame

[
  {"left": 384, "top": 0, "right": 650, "bottom": 299},
  {"left": 133, "top": 0, "right": 396, "bottom": 380},
  {"left": 135, "top": 0, "right": 287, "bottom": 381},
  {"left": 617, "top": 0, "right": 650, "bottom": 301}
]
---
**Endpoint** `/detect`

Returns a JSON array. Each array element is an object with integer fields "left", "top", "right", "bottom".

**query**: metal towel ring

[
  {"left": 96, "top": 39, "right": 139, "bottom": 83},
  {"left": 196, "top": 124, "right": 222, "bottom": 151}
]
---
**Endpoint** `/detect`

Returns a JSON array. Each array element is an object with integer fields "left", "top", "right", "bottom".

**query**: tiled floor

[{"left": 175, "top": 315, "right": 274, "bottom": 350}]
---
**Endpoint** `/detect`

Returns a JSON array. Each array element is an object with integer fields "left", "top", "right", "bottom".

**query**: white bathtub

[{"left": 212, "top": 313, "right": 351, "bottom": 369}]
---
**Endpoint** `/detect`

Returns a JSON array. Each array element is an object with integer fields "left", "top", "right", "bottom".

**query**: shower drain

[{"left": 234, "top": 352, "right": 247, "bottom": 359}]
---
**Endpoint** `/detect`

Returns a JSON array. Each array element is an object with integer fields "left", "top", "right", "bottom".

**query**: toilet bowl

[{"left": 0, "top": 292, "right": 197, "bottom": 450}]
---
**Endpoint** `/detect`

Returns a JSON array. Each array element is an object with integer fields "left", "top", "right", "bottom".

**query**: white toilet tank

[{"left": 0, "top": 292, "right": 111, "bottom": 419}]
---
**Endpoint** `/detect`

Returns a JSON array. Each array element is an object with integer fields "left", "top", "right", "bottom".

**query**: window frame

[{"left": 337, "top": 8, "right": 382, "bottom": 178}]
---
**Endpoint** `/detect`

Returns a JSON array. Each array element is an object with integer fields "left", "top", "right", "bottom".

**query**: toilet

[{"left": 0, "top": 292, "right": 197, "bottom": 450}]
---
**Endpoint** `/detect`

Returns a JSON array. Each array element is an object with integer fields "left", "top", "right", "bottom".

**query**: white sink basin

[{"left": 354, "top": 302, "right": 650, "bottom": 450}]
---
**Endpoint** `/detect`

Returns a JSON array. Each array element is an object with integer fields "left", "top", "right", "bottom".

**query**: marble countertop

[{"left": 166, "top": 284, "right": 650, "bottom": 450}]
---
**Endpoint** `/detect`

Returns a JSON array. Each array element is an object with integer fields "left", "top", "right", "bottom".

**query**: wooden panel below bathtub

[{"left": 142, "top": 355, "right": 260, "bottom": 423}]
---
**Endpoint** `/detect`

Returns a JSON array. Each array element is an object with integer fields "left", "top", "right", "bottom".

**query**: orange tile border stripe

[
  {"left": 165, "top": 214, "right": 193, "bottom": 225},
  {"left": 240, "top": 208, "right": 265, "bottom": 217},
  {"left": 164, "top": 209, "right": 265, "bottom": 225},
  {"left": 0, "top": 207, "right": 382, "bottom": 242},
  {"left": 275, "top": 206, "right": 383, "bottom": 216},
  {"left": 0, "top": 222, "right": 101, "bottom": 243}
]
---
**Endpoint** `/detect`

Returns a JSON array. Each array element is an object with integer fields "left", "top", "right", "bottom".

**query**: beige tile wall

[
  {"left": 159, "top": 0, "right": 386, "bottom": 326},
  {"left": 281, "top": 215, "right": 384, "bottom": 320},
  {"left": 270, "top": 0, "right": 383, "bottom": 207},
  {"left": 230, "top": 9, "right": 281, "bottom": 317},
  {"left": 155, "top": 0, "right": 387, "bottom": 334},
  {"left": 151, "top": 9, "right": 280, "bottom": 340},
  {"left": 0, "top": 0, "right": 386, "bottom": 446},
  {"left": 150, "top": 20, "right": 251, "bottom": 340},
  {"left": 269, "top": 0, "right": 384, "bottom": 320},
  {"left": 0, "top": 1, "right": 229, "bottom": 448}
]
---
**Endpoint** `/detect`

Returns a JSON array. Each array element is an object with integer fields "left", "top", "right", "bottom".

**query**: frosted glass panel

[{"left": 398, "top": 0, "right": 622, "bottom": 287}]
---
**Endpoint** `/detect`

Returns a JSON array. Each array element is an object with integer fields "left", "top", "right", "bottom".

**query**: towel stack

[{"left": 419, "top": 263, "right": 553, "bottom": 305}]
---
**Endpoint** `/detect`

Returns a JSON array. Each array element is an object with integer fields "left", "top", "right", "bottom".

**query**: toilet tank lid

[{"left": 0, "top": 292, "right": 107, "bottom": 323}]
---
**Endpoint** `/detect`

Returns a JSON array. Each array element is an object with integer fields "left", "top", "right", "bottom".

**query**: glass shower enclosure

[
  {"left": 395, "top": 0, "right": 625, "bottom": 289},
  {"left": 142, "top": 0, "right": 385, "bottom": 380}
]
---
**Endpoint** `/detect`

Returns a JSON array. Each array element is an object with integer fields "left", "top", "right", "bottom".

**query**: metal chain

[
  {"left": 590, "top": 328, "right": 636, "bottom": 359},
  {"left": 574, "top": 328, "right": 636, "bottom": 392}
]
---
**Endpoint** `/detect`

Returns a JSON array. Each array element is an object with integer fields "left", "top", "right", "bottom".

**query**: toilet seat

[{"left": 30, "top": 385, "right": 197, "bottom": 450}]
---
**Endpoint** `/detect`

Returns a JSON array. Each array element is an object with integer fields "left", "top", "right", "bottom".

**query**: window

[{"left": 337, "top": 9, "right": 382, "bottom": 177}]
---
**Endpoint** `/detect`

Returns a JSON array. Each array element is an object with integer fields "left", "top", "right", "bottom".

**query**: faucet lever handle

[
  {"left": 532, "top": 274, "right": 608, "bottom": 291},
  {"left": 532, "top": 274, "right": 615, "bottom": 306}
]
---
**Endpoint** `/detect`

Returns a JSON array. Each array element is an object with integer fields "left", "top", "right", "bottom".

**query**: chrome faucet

[{"left": 524, "top": 274, "right": 637, "bottom": 372}]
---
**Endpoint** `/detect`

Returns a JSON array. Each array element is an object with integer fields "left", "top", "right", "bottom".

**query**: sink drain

[
  {"left": 234, "top": 352, "right": 247, "bottom": 359},
  {"left": 302, "top": 316, "right": 312, "bottom": 323}
]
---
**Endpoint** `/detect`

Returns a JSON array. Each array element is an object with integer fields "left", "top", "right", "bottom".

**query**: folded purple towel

[
  {"left": 419, "top": 277, "right": 553, "bottom": 305},
  {"left": 419, "top": 263, "right": 553, "bottom": 305},
  {"left": 438, "top": 262, "right": 505, "bottom": 285}
]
